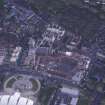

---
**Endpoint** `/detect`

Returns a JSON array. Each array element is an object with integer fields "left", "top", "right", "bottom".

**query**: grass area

[
  {"left": 77, "top": 96, "right": 91, "bottom": 105},
  {"left": 30, "top": 78, "right": 38, "bottom": 91},
  {"left": 101, "top": 99, "right": 105, "bottom": 105},
  {"left": 0, "top": 0, "right": 4, "bottom": 8},
  {"left": 38, "top": 86, "right": 56, "bottom": 105},
  {"left": 7, "top": 78, "right": 16, "bottom": 88},
  {"left": 78, "top": 88, "right": 93, "bottom": 105}
]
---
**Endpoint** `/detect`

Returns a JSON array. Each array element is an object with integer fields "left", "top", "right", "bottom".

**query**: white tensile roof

[
  {"left": 71, "top": 97, "right": 79, "bottom": 105},
  {"left": 61, "top": 87, "right": 79, "bottom": 96},
  {"left": 0, "top": 92, "right": 34, "bottom": 105},
  {"left": 0, "top": 95, "right": 9, "bottom": 105}
]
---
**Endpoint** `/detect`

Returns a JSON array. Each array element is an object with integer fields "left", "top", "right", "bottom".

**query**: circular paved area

[{"left": 4, "top": 75, "right": 41, "bottom": 96}]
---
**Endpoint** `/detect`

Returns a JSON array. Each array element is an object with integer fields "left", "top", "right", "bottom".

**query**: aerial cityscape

[{"left": 0, "top": 0, "right": 105, "bottom": 105}]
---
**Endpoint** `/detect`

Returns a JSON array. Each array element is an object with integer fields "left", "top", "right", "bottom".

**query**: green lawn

[
  {"left": 77, "top": 96, "right": 91, "bottom": 105},
  {"left": 38, "top": 86, "right": 56, "bottom": 105},
  {"left": 30, "top": 78, "right": 38, "bottom": 91},
  {"left": 0, "top": 0, "right": 4, "bottom": 8},
  {"left": 6, "top": 78, "right": 16, "bottom": 88}
]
